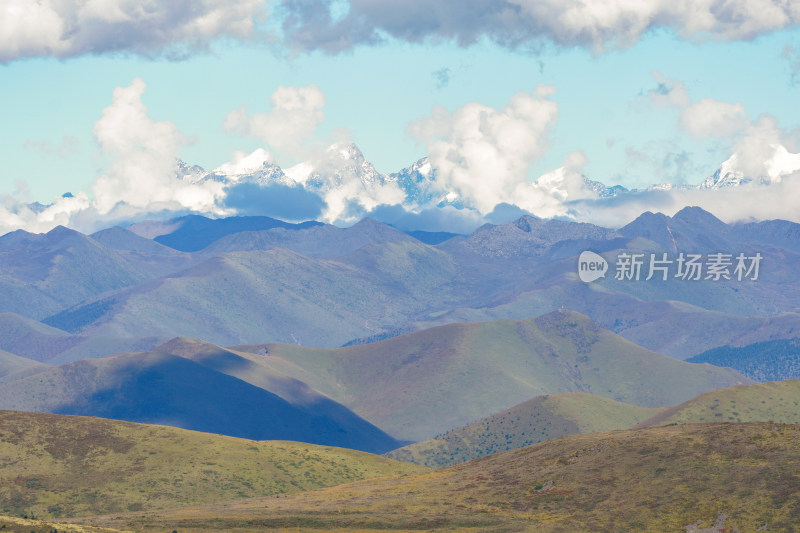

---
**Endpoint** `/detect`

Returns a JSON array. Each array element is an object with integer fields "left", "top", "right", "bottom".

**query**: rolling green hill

[
  {"left": 44, "top": 240, "right": 462, "bottom": 347},
  {"left": 85, "top": 423, "right": 800, "bottom": 532},
  {"left": 0, "top": 340, "right": 402, "bottom": 453},
  {"left": 0, "top": 349, "right": 43, "bottom": 378},
  {"left": 390, "top": 380, "right": 800, "bottom": 468},
  {"left": 0, "top": 226, "right": 154, "bottom": 320},
  {"left": 636, "top": 379, "right": 800, "bottom": 427},
  {"left": 0, "top": 411, "right": 423, "bottom": 519},
  {"left": 386, "top": 392, "right": 662, "bottom": 467},
  {"left": 202, "top": 217, "right": 416, "bottom": 256},
  {"left": 244, "top": 310, "right": 747, "bottom": 441},
  {"left": 0, "top": 312, "right": 165, "bottom": 364}
]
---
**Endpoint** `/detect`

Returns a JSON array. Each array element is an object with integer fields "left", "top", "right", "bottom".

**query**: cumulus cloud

[
  {"left": 224, "top": 84, "right": 326, "bottom": 161},
  {"left": 0, "top": 192, "right": 92, "bottom": 235},
  {"left": 279, "top": 0, "right": 800, "bottom": 53},
  {"left": 408, "top": 85, "right": 559, "bottom": 214},
  {"left": 680, "top": 98, "right": 749, "bottom": 138},
  {"left": 0, "top": 0, "right": 267, "bottom": 63},
  {"left": 0, "top": 78, "right": 233, "bottom": 235},
  {"left": 92, "top": 78, "right": 226, "bottom": 215}
]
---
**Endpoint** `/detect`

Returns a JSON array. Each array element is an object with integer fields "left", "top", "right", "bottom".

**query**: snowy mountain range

[{"left": 171, "top": 141, "right": 800, "bottom": 220}]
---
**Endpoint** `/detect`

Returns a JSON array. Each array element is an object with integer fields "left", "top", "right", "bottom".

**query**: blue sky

[{"left": 2, "top": 1, "right": 800, "bottom": 232}]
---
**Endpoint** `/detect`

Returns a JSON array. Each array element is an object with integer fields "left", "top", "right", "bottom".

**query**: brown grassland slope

[
  {"left": 0, "top": 411, "right": 424, "bottom": 519},
  {"left": 387, "top": 392, "right": 662, "bottom": 467},
  {"left": 636, "top": 379, "right": 800, "bottom": 427},
  {"left": 0, "top": 514, "right": 119, "bottom": 533},
  {"left": 81, "top": 423, "right": 800, "bottom": 533},
  {"left": 389, "top": 381, "right": 800, "bottom": 469}
]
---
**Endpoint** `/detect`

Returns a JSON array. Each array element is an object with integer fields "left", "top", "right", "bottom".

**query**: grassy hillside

[
  {"left": 637, "top": 379, "right": 800, "bottom": 427},
  {"left": 44, "top": 240, "right": 462, "bottom": 347},
  {"left": 412, "top": 276, "right": 800, "bottom": 360},
  {"left": 0, "top": 514, "right": 119, "bottom": 533},
  {"left": 152, "top": 214, "right": 322, "bottom": 251},
  {"left": 85, "top": 423, "right": 800, "bottom": 532},
  {"left": 0, "top": 349, "right": 43, "bottom": 378},
  {"left": 255, "top": 310, "right": 747, "bottom": 441},
  {"left": 0, "top": 312, "right": 165, "bottom": 364},
  {"left": 0, "top": 343, "right": 402, "bottom": 453},
  {"left": 0, "top": 226, "right": 153, "bottom": 320},
  {"left": 203, "top": 217, "right": 415, "bottom": 256},
  {"left": 388, "top": 381, "right": 800, "bottom": 468},
  {"left": 386, "top": 392, "right": 661, "bottom": 467},
  {"left": 0, "top": 411, "right": 424, "bottom": 519}
]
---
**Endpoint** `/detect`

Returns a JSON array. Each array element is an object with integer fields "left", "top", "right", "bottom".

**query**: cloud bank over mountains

[
  {"left": 280, "top": 0, "right": 800, "bottom": 53},
  {"left": 2, "top": 76, "right": 800, "bottom": 235},
  {"left": 0, "top": 0, "right": 267, "bottom": 63},
  {"left": 2, "top": 0, "right": 799, "bottom": 63}
]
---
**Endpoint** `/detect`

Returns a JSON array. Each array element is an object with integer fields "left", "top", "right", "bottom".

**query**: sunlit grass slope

[
  {"left": 91, "top": 423, "right": 800, "bottom": 532},
  {"left": 0, "top": 411, "right": 424, "bottom": 519},
  {"left": 387, "top": 392, "right": 662, "bottom": 467}
]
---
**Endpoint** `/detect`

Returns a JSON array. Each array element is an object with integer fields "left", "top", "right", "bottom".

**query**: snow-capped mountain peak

[
  {"left": 582, "top": 176, "right": 629, "bottom": 198},
  {"left": 213, "top": 148, "right": 273, "bottom": 177},
  {"left": 176, "top": 160, "right": 207, "bottom": 184},
  {"left": 699, "top": 155, "right": 750, "bottom": 190}
]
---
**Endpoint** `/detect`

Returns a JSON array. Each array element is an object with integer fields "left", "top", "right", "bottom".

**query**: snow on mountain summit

[
  {"left": 213, "top": 148, "right": 273, "bottom": 176},
  {"left": 700, "top": 146, "right": 800, "bottom": 190},
  {"left": 283, "top": 142, "right": 405, "bottom": 221},
  {"left": 699, "top": 155, "right": 750, "bottom": 190},
  {"left": 167, "top": 140, "right": 800, "bottom": 225}
]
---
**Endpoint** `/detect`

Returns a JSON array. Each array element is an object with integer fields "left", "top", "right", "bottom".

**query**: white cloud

[
  {"left": 224, "top": 84, "right": 326, "bottom": 161},
  {"left": 0, "top": 76, "right": 241, "bottom": 236},
  {"left": 92, "top": 78, "right": 226, "bottom": 215},
  {"left": 280, "top": 0, "right": 800, "bottom": 53},
  {"left": 680, "top": 98, "right": 748, "bottom": 138},
  {"left": 0, "top": 0, "right": 267, "bottom": 63},
  {"left": 567, "top": 171, "right": 800, "bottom": 228},
  {"left": 647, "top": 72, "right": 800, "bottom": 183},
  {"left": 729, "top": 115, "right": 800, "bottom": 181},
  {"left": 408, "top": 85, "right": 559, "bottom": 214},
  {"left": 0, "top": 78, "right": 234, "bottom": 235},
  {"left": 648, "top": 72, "right": 691, "bottom": 109},
  {"left": 0, "top": 192, "right": 92, "bottom": 235}
]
